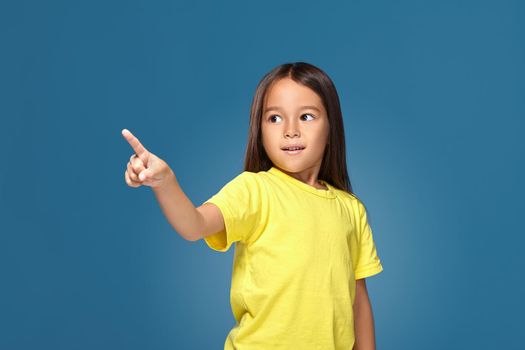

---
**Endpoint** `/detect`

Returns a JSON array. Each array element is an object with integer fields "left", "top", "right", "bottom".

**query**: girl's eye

[
  {"left": 269, "top": 115, "right": 282, "bottom": 123},
  {"left": 268, "top": 114, "right": 315, "bottom": 123}
]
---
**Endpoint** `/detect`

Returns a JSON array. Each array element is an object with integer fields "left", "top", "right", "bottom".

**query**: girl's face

[{"left": 261, "top": 77, "right": 330, "bottom": 182}]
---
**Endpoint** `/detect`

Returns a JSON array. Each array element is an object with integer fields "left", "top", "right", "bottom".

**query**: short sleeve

[
  {"left": 354, "top": 200, "right": 384, "bottom": 279},
  {"left": 200, "top": 171, "right": 267, "bottom": 252}
]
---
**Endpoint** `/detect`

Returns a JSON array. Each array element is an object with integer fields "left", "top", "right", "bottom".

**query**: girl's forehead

[{"left": 264, "top": 78, "right": 323, "bottom": 107}]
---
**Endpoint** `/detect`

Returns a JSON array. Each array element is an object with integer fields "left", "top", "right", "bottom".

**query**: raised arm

[
  {"left": 150, "top": 172, "right": 205, "bottom": 241},
  {"left": 192, "top": 203, "right": 226, "bottom": 241},
  {"left": 121, "top": 128, "right": 223, "bottom": 241}
]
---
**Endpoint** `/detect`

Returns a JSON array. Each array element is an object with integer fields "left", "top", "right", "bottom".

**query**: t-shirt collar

[{"left": 268, "top": 166, "right": 337, "bottom": 199}]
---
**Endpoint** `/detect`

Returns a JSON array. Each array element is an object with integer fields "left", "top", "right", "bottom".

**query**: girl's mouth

[{"left": 282, "top": 147, "right": 305, "bottom": 155}]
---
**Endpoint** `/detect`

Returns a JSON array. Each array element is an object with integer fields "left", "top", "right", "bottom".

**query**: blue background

[{"left": 1, "top": 0, "right": 523, "bottom": 349}]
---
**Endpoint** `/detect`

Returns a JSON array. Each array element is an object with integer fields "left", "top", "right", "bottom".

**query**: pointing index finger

[{"left": 121, "top": 129, "right": 148, "bottom": 159}]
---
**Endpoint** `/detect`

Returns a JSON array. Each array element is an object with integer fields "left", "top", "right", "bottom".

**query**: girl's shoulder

[
  {"left": 227, "top": 170, "right": 268, "bottom": 194},
  {"left": 331, "top": 187, "right": 366, "bottom": 211},
  {"left": 328, "top": 185, "right": 360, "bottom": 202}
]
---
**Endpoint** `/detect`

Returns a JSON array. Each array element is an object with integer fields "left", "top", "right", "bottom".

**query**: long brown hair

[{"left": 243, "top": 62, "right": 354, "bottom": 195}]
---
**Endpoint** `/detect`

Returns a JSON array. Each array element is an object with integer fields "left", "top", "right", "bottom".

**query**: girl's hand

[{"left": 121, "top": 128, "right": 174, "bottom": 189}]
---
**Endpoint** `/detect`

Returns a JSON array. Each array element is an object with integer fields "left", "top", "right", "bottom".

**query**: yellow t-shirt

[{"left": 201, "top": 166, "right": 383, "bottom": 350}]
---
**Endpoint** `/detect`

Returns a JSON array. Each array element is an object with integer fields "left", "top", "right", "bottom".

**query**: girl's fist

[{"left": 121, "top": 128, "right": 174, "bottom": 189}]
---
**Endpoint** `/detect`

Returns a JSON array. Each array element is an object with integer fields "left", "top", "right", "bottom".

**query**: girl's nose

[
  {"left": 284, "top": 122, "right": 300, "bottom": 138},
  {"left": 285, "top": 129, "right": 299, "bottom": 138}
]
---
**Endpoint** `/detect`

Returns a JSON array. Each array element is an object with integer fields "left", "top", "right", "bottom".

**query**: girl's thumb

[{"left": 139, "top": 170, "right": 148, "bottom": 181}]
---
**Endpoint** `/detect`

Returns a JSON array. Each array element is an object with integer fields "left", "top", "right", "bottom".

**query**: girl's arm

[
  {"left": 151, "top": 173, "right": 224, "bottom": 242},
  {"left": 121, "top": 128, "right": 223, "bottom": 241},
  {"left": 151, "top": 172, "right": 202, "bottom": 241},
  {"left": 353, "top": 278, "right": 377, "bottom": 350}
]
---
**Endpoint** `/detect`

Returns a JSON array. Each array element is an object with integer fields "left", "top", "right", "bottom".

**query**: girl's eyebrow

[{"left": 264, "top": 105, "right": 321, "bottom": 113}]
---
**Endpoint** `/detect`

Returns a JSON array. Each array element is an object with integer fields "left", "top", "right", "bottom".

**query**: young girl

[{"left": 122, "top": 62, "right": 383, "bottom": 350}]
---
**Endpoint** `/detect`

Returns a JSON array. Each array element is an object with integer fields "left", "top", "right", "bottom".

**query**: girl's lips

[{"left": 283, "top": 148, "right": 304, "bottom": 155}]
